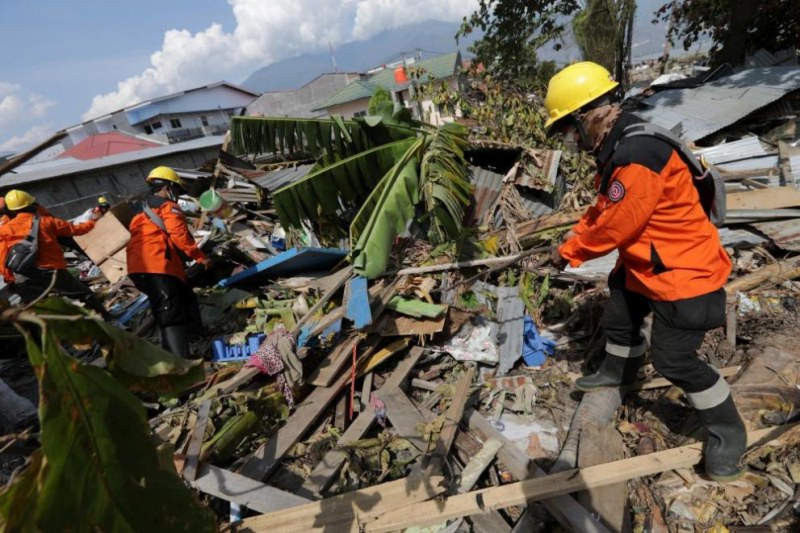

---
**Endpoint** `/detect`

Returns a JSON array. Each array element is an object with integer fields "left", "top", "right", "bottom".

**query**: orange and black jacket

[
  {"left": 0, "top": 210, "right": 95, "bottom": 282},
  {"left": 126, "top": 196, "right": 206, "bottom": 282},
  {"left": 559, "top": 112, "right": 731, "bottom": 302}
]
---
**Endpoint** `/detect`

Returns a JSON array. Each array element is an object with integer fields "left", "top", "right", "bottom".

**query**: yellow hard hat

[
  {"left": 5, "top": 190, "right": 36, "bottom": 211},
  {"left": 98, "top": 196, "right": 108, "bottom": 204},
  {"left": 544, "top": 61, "right": 619, "bottom": 129},
  {"left": 146, "top": 166, "right": 182, "bottom": 186}
]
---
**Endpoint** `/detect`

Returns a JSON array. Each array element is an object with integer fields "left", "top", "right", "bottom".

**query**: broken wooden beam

[
  {"left": 725, "top": 257, "right": 800, "bottom": 294},
  {"left": 226, "top": 473, "right": 446, "bottom": 532},
  {"left": 361, "top": 425, "right": 794, "bottom": 532},
  {"left": 296, "top": 347, "right": 424, "bottom": 498},
  {"left": 182, "top": 399, "right": 212, "bottom": 482},
  {"left": 192, "top": 464, "right": 311, "bottom": 514},
  {"left": 467, "top": 409, "right": 611, "bottom": 533}
]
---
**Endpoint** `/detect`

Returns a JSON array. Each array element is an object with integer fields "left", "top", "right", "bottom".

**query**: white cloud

[
  {"left": 0, "top": 82, "right": 56, "bottom": 152},
  {"left": 0, "top": 124, "right": 54, "bottom": 152},
  {"left": 84, "top": 0, "right": 478, "bottom": 120}
]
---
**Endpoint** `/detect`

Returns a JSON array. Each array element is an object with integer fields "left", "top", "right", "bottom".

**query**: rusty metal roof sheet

[
  {"left": 751, "top": 219, "right": 800, "bottom": 251},
  {"left": 634, "top": 66, "right": 800, "bottom": 143}
]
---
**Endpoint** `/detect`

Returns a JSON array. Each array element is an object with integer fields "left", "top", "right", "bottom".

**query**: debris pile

[{"left": 2, "top": 62, "right": 800, "bottom": 532}]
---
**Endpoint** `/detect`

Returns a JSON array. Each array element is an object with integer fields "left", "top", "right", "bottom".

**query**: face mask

[{"left": 561, "top": 126, "right": 582, "bottom": 151}]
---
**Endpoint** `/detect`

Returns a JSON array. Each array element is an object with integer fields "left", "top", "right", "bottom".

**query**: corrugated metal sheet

[
  {"left": 751, "top": 219, "right": 800, "bottom": 251},
  {"left": 468, "top": 165, "right": 505, "bottom": 224},
  {"left": 694, "top": 136, "right": 781, "bottom": 187},
  {"left": 4, "top": 135, "right": 224, "bottom": 187},
  {"left": 248, "top": 164, "right": 315, "bottom": 192},
  {"left": 635, "top": 66, "right": 800, "bottom": 142}
]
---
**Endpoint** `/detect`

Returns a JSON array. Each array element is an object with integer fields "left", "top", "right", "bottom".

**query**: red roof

[{"left": 58, "top": 132, "right": 160, "bottom": 160}]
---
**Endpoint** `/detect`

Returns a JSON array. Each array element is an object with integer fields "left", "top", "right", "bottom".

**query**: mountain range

[{"left": 242, "top": 1, "right": 672, "bottom": 94}]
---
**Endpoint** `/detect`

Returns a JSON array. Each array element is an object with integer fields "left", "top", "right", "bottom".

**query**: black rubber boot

[
  {"left": 696, "top": 394, "right": 747, "bottom": 482},
  {"left": 575, "top": 354, "right": 644, "bottom": 391},
  {"left": 160, "top": 325, "right": 191, "bottom": 359}
]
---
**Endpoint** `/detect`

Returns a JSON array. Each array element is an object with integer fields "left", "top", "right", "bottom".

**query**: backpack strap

[
  {"left": 143, "top": 202, "right": 168, "bottom": 233},
  {"left": 620, "top": 123, "right": 705, "bottom": 176},
  {"left": 29, "top": 215, "right": 40, "bottom": 243}
]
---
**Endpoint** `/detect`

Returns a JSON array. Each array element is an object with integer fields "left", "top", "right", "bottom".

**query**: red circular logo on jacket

[{"left": 608, "top": 180, "right": 626, "bottom": 202}]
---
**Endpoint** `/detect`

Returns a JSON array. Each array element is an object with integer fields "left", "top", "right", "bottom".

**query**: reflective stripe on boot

[
  {"left": 575, "top": 341, "right": 646, "bottom": 391},
  {"left": 690, "top": 377, "right": 747, "bottom": 482}
]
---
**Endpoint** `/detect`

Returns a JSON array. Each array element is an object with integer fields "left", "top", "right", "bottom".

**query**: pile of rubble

[{"left": 2, "top": 60, "right": 800, "bottom": 532}]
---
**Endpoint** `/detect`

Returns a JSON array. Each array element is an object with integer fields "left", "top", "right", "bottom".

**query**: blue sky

[
  {"left": 0, "top": 0, "right": 484, "bottom": 152},
  {"left": 0, "top": 1, "right": 675, "bottom": 153}
]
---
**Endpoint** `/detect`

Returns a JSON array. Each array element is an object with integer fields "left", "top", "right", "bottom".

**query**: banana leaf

[
  {"left": 273, "top": 138, "right": 417, "bottom": 228},
  {"left": 30, "top": 298, "right": 204, "bottom": 395},
  {"left": 0, "top": 319, "right": 215, "bottom": 532},
  {"left": 419, "top": 122, "right": 473, "bottom": 242},
  {"left": 230, "top": 116, "right": 415, "bottom": 161},
  {"left": 350, "top": 138, "right": 424, "bottom": 279}
]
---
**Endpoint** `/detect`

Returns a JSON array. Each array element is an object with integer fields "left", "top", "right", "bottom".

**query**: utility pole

[{"left": 328, "top": 41, "right": 338, "bottom": 72}]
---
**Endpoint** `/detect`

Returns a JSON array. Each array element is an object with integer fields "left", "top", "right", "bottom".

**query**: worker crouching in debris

[
  {"left": 0, "top": 189, "right": 111, "bottom": 319},
  {"left": 126, "top": 166, "right": 210, "bottom": 358},
  {"left": 544, "top": 62, "right": 746, "bottom": 482}
]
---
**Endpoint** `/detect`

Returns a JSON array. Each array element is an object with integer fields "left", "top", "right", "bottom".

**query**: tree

[
  {"left": 368, "top": 87, "right": 392, "bottom": 116},
  {"left": 573, "top": 0, "right": 636, "bottom": 86},
  {"left": 656, "top": 0, "right": 800, "bottom": 67},
  {"left": 457, "top": 0, "right": 581, "bottom": 90}
]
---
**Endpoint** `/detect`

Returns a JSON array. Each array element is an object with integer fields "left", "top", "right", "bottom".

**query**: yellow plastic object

[
  {"left": 4, "top": 189, "right": 36, "bottom": 211},
  {"left": 146, "top": 165, "right": 182, "bottom": 185},
  {"left": 544, "top": 61, "right": 619, "bottom": 129}
]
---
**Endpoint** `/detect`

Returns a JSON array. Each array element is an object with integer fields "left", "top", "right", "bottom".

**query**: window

[
  {"left": 170, "top": 118, "right": 182, "bottom": 128},
  {"left": 151, "top": 121, "right": 162, "bottom": 130},
  {"left": 200, "top": 115, "right": 209, "bottom": 126},
  {"left": 353, "top": 110, "right": 367, "bottom": 118},
  {"left": 144, "top": 125, "right": 153, "bottom": 134}
]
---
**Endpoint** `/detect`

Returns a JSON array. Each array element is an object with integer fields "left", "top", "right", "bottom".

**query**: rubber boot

[
  {"left": 575, "top": 353, "right": 644, "bottom": 391},
  {"left": 696, "top": 394, "right": 747, "bottom": 482},
  {"left": 160, "top": 325, "right": 191, "bottom": 359}
]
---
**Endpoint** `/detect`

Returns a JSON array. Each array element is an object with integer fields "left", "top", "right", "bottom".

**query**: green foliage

[
  {"left": 273, "top": 138, "right": 417, "bottom": 228},
  {"left": 350, "top": 141, "right": 423, "bottom": 279},
  {"left": 229, "top": 116, "right": 414, "bottom": 161},
  {"left": 457, "top": 0, "right": 581, "bottom": 90},
  {"left": 368, "top": 87, "right": 393, "bottom": 116},
  {"left": 0, "top": 300, "right": 215, "bottom": 532},
  {"left": 419, "top": 122, "right": 473, "bottom": 242},
  {"left": 656, "top": 0, "right": 800, "bottom": 67}
]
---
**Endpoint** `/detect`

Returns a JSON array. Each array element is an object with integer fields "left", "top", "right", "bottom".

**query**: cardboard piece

[{"left": 73, "top": 203, "right": 134, "bottom": 284}]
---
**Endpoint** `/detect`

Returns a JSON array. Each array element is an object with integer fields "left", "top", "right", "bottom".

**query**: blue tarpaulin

[{"left": 217, "top": 247, "right": 348, "bottom": 288}]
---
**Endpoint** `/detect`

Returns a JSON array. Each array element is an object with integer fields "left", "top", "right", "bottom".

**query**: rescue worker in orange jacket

[
  {"left": 545, "top": 62, "right": 745, "bottom": 482},
  {"left": 126, "top": 166, "right": 210, "bottom": 358},
  {"left": 0, "top": 189, "right": 109, "bottom": 318}
]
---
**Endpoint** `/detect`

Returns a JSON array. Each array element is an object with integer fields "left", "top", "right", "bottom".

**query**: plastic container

[
  {"left": 270, "top": 223, "right": 287, "bottom": 251},
  {"left": 199, "top": 189, "right": 234, "bottom": 219},
  {"left": 210, "top": 333, "right": 266, "bottom": 362}
]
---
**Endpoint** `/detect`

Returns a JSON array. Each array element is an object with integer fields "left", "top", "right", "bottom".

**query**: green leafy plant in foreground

[{"left": 0, "top": 298, "right": 215, "bottom": 532}]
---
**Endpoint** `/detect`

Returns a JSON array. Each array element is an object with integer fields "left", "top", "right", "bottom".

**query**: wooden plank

[
  {"left": 726, "top": 186, "right": 800, "bottom": 210},
  {"left": 306, "top": 335, "right": 360, "bottom": 387},
  {"left": 230, "top": 474, "right": 446, "bottom": 532},
  {"left": 344, "top": 275, "right": 372, "bottom": 329},
  {"left": 379, "top": 387, "right": 428, "bottom": 453},
  {"left": 298, "top": 347, "right": 423, "bottom": 498},
  {"left": 182, "top": 399, "right": 211, "bottom": 481},
  {"left": 627, "top": 365, "right": 741, "bottom": 391},
  {"left": 725, "top": 257, "right": 800, "bottom": 294},
  {"left": 577, "top": 423, "right": 629, "bottom": 533},
  {"left": 467, "top": 410, "right": 611, "bottom": 533},
  {"left": 362, "top": 425, "right": 793, "bottom": 532},
  {"left": 292, "top": 266, "right": 353, "bottom": 336},
  {"left": 192, "top": 464, "right": 311, "bottom": 514},
  {"left": 239, "top": 364, "right": 352, "bottom": 482},
  {"left": 431, "top": 367, "right": 475, "bottom": 464},
  {"left": 458, "top": 438, "right": 502, "bottom": 493}
]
